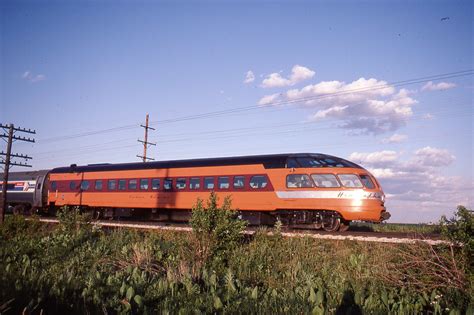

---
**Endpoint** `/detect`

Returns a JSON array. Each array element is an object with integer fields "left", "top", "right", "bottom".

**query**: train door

[{"left": 33, "top": 174, "right": 46, "bottom": 208}]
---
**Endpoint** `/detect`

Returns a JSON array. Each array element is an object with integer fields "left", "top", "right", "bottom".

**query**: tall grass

[{"left": 0, "top": 202, "right": 472, "bottom": 314}]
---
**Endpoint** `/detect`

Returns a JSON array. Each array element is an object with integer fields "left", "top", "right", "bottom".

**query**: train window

[
  {"left": 176, "top": 178, "right": 186, "bottom": 190},
  {"left": 118, "top": 179, "right": 126, "bottom": 190},
  {"left": 218, "top": 177, "right": 230, "bottom": 189},
  {"left": 359, "top": 174, "right": 375, "bottom": 189},
  {"left": 151, "top": 179, "right": 160, "bottom": 190},
  {"left": 69, "top": 181, "right": 76, "bottom": 190},
  {"left": 233, "top": 176, "right": 245, "bottom": 189},
  {"left": 311, "top": 174, "right": 340, "bottom": 188},
  {"left": 286, "top": 174, "right": 313, "bottom": 188},
  {"left": 204, "top": 177, "right": 215, "bottom": 190},
  {"left": 286, "top": 158, "right": 299, "bottom": 168},
  {"left": 140, "top": 179, "right": 149, "bottom": 190},
  {"left": 51, "top": 181, "right": 57, "bottom": 191},
  {"left": 108, "top": 180, "right": 117, "bottom": 190},
  {"left": 250, "top": 175, "right": 268, "bottom": 189},
  {"left": 190, "top": 177, "right": 200, "bottom": 190},
  {"left": 296, "top": 157, "right": 322, "bottom": 168},
  {"left": 164, "top": 178, "right": 173, "bottom": 190},
  {"left": 95, "top": 180, "right": 103, "bottom": 190},
  {"left": 80, "top": 181, "right": 90, "bottom": 191},
  {"left": 338, "top": 174, "right": 363, "bottom": 188},
  {"left": 129, "top": 179, "right": 137, "bottom": 190}
]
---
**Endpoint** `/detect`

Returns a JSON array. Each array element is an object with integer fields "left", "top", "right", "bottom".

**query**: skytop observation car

[{"left": 44, "top": 153, "right": 389, "bottom": 232}]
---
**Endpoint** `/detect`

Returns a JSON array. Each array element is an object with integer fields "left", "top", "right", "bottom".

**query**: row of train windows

[
  {"left": 287, "top": 173, "right": 375, "bottom": 189},
  {"left": 51, "top": 175, "right": 269, "bottom": 192}
]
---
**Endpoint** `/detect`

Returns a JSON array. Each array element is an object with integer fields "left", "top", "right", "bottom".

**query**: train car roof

[
  {"left": 0, "top": 169, "right": 50, "bottom": 181},
  {"left": 50, "top": 153, "right": 361, "bottom": 174}
]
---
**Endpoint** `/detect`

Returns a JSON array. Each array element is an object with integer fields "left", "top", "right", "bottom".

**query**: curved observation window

[
  {"left": 359, "top": 174, "right": 375, "bottom": 189},
  {"left": 287, "top": 174, "right": 313, "bottom": 188},
  {"left": 338, "top": 174, "right": 363, "bottom": 188},
  {"left": 311, "top": 174, "right": 340, "bottom": 188}
]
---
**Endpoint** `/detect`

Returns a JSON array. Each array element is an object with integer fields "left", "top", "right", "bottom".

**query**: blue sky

[{"left": 1, "top": 0, "right": 472, "bottom": 222}]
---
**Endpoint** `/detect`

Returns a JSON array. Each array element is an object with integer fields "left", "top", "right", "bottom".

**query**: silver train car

[{"left": 0, "top": 170, "right": 50, "bottom": 214}]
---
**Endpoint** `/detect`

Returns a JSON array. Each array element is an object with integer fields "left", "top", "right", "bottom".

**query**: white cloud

[
  {"left": 312, "top": 105, "right": 348, "bottom": 119},
  {"left": 348, "top": 147, "right": 469, "bottom": 222},
  {"left": 259, "top": 77, "right": 417, "bottom": 134},
  {"left": 421, "top": 81, "right": 456, "bottom": 91},
  {"left": 414, "top": 146, "right": 455, "bottom": 167},
  {"left": 243, "top": 70, "right": 255, "bottom": 84},
  {"left": 262, "top": 73, "right": 291, "bottom": 88},
  {"left": 22, "top": 71, "right": 46, "bottom": 83},
  {"left": 258, "top": 93, "right": 281, "bottom": 106},
  {"left": 261, "top": 65, "right": 315, "bottom": 88},
  {"left": 349, "top": 150, "right": 400, "bottom": 168},
  {"left": 382, "top": 133, "right": 408, "bottom": 144}
]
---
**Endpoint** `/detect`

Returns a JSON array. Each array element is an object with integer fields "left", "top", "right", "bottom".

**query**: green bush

[
  {"left": 440, "top": 205, "right": 473, "bottom": 254},
  {"left": 0, "top": 203, "right": 472, "bottom": 314},
  {"left": 190, "top": 192, "right": 247, "bottom": 267}
]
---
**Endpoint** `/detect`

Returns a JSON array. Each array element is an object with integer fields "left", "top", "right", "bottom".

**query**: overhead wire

[
  {"left": 35, "top": 69, "right": 473, "bottom": 144},
  {"left": 32, "top": 102, "right": 472, "bottom": 157},
  {"left": 33, "top": 106, "right": 473, "bottom": 161}
]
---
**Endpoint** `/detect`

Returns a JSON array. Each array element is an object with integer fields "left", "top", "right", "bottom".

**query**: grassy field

[
  {"left": 350, "top": 222, "right": 442, "bottom": 234},
  {"left": 0, "top": 198, "right": 472, "bottom": 314}
]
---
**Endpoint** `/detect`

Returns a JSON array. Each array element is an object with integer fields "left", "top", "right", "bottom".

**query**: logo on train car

[
  {"left": 1, "top": 181, "right": 36, "bottom": 192},
  {"left": 14, "top": 182, "right": 26, "bottom": 191}
]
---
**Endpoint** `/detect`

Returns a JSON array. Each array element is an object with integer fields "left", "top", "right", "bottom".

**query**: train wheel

[
  {"left": 339, "top": 220, "right": 350, "bottom": 232},
  {"left": 322, "top": 214, "right": 340, "bottom": 232},
  {"left": 312, "top": 216, "right": 323, "bottom": 230}
]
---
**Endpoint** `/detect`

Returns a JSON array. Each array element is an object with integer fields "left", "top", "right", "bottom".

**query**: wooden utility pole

[
  {"left": 137, "top": 114, "right": 156, "bottom": 162},
  {"left": 0, "top": 123, "right": 35, "bottom": 223}
]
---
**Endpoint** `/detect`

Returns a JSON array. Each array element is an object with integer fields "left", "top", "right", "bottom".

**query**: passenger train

[{"left": 0, "top": 153, "right": 390, "bottom": 232}]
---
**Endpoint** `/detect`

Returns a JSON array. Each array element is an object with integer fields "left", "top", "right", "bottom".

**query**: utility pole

[
  {"left": 0, "top": 123, "right": 35, "bottom": 223},
  {"left": 137, "top": 114, "right": 156, "bottom": 162}
]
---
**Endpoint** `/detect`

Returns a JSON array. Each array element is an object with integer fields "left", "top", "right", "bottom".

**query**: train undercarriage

[{"left": 37, "top": 204, "right": 351, "bottom": 232}]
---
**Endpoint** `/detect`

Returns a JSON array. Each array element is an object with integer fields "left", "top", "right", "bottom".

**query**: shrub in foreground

[{"left": 0, "top": 202, "right": 472, "bottom": 314}]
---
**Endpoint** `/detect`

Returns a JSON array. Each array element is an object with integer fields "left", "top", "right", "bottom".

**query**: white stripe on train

[{"left": 275, "top": 190, "right": 384, "bottom": 200}]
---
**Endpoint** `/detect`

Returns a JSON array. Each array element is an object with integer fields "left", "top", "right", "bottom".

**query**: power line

[
  {"left": 35, "top": 69, "right": 473, "bottom": 144},
  {"left": 32, "top": 107, "right": 473, "bottom": 161},
  {"left": 32, "top": 105, "right": 472, "bottom": 158}
]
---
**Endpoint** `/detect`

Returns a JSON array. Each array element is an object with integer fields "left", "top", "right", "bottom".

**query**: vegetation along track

[{"left": 30, "top": 217, "right": 448, "bottom": 245}]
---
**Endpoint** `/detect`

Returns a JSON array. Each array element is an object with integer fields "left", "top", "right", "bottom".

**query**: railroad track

[{"left": 31, "top": 218, "right": 449, "bottom": 245}]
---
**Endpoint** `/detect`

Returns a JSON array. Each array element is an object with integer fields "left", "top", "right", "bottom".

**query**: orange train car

[{"left": 47, "top": 153, "right": 390, "bottom": 231}]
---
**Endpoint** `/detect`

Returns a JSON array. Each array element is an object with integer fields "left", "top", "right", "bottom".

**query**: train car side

[
  {"left": 0, "top": 170, "right": 50, "bottom": 214},
  {"left": 46, "top": 154, "right": 388, "bottom": 228}
]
